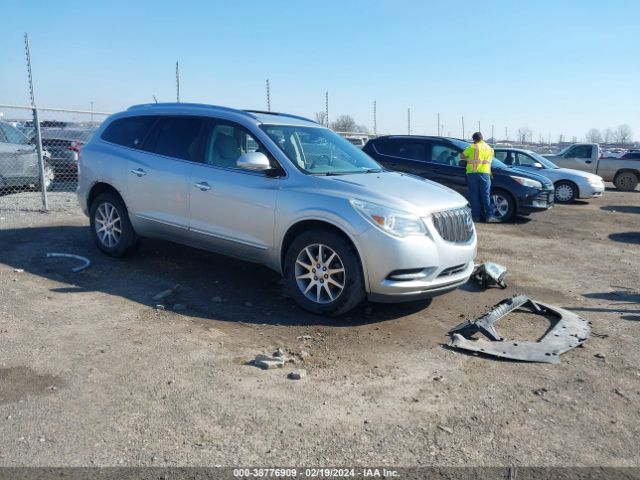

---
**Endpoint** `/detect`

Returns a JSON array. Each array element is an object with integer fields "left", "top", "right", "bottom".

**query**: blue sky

[{"left": 1, "top": 0, "right": 638, "bottom": 140}]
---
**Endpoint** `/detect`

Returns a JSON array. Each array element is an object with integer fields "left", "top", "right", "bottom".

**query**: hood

[
  {"left": 554, "top": 168, "right": 602, "bottom": 181},
  {"left": 315, "top": 171, "right": 468, "bottom": 216},
  {"left": 494, "top": 165, "right": 554, "bottom": 188}
]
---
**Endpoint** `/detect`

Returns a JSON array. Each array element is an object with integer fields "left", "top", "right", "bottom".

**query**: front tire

[
  {"left": 613, "top": 171, "right": 638, "bottom": 191},
  {"left": 89, "top": 192, "right": 137, "bottom": 257},
  {"left": 554, "top": 181, "right": 578, "bottom": 203},
  {"left": 284, "top": 229, "right": 365, "bottom": 316},
  {"left": 490, "top": 189, "right": 516, "bottom": 222}
]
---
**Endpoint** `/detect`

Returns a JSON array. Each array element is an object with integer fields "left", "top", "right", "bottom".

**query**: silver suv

[{"left": 77, "top": 103, "right": 476, "bottom": 315}]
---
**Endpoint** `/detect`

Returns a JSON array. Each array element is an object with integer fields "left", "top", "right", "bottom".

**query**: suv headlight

[
  {"left": 351, "top": 199, "right": 427, "bottom": 237},
  {"left": 511, "top": 176, "right": 542, "bottom": 189}
]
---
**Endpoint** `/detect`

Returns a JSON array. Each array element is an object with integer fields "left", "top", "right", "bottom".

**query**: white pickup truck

[{"left": 544, "top": 143, "right": 639, "bottom": 191}]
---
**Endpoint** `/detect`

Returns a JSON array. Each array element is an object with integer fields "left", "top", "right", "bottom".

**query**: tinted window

[
  {"left": 102, "top": 116, "right": 158, "bottom": 149},
  {"left": 150, "top": 117, "right": 206, "bottom": 161},
  {"left": 374, "top": 139, "right": 427, "bottom": 160},
  {"left": 622, "top": 152, "right": 640, "bottom": 160}
]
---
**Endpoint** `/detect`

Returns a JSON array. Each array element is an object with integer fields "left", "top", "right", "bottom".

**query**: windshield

[
  {"left": 260, "top": 124, "right": 382, "bottom": 175},
  {"left": 524, "top": 150, "right": 559, "bottom": 169},
  {"left": 0, "top": 122, "right": 30, "bottom": 145},
  {"left": 448, "top": 138, "right": 509, "bottom": 169}
]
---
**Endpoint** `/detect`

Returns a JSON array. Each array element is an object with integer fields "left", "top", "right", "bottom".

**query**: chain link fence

[{"left": 0, "top": 105, "right": 110, "bottom": 213}]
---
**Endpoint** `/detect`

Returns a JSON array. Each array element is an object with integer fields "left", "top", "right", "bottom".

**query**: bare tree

[
  {"left": 571, "top": 136, "right": 577, "bottom": 143},
  {"left": 558, "top": 134, "right": 564, "bottom": 144},
  {"left": 603, "top": 128, "right": 613, "bottom": 145},
  {"left": 614, "top": 124, "right": 633, "bottom": 144},
  {"left": 585, "top": 128, "right": 602, "bottom": 143},
  {"left": 330, "top": 114, "right": 358, "bottom": 132},
  {"left": 314, "top": 111, "right": 327, "bottom": 126},
  {"left": 518, "top": 127, "right": 532, "bottom": 144}
]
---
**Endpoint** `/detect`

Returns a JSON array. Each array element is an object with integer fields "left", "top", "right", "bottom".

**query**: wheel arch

[
  {"left": 554, "top": 179, "right": 579, "bottom": 198},
  {"left": 614, "top": 168, "right": 640, "bottom": 179},
  {"left": 279, "top": 219, "right": 369, "bottom": 291},
  {"left": 87, "top": 182, "right": 127, "bottom": 211}
]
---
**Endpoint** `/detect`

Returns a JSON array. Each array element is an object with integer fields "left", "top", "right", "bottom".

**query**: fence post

[{"left": 24, "top": 33, "right": 48, "bottom": 211}]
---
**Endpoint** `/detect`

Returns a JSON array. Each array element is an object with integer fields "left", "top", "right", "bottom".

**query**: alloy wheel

[
  {"left": 491, "top": 194, "right": 510, "bottom": 220},
  {"left": 94, "top": 202, "right": 122, "bottom": 248},
  {"left": 295, "top": 243, "right": 345, "bottom": 304}
]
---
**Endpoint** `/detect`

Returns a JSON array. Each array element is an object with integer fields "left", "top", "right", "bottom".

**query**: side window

[
  {"left": 0, "top": 123, "right": 29, "bottom": 145},
  {"left": 431, "top": 144, "right": 460, "bottom": 166},
  {"left": 101, "top": 116, "right": 158, "bottom": 149},
  {"left": 494, "top": 151, "right": 507, "bottom": 161},
  {"left": 203, "top": 121, "right": 273, "bottom": 170},
  {"left": 373, "top": 139, "right": 398, "bottom": 156},
  {"left": 565, "top": 145, "right": 592, "bottom": 158},
  {"left": 150, "top": 117, "right": 206, "bottom": 161},
  {"left": 515, "top": 152, "right": 536, "bottom": 166},
  {"left": 0, "top": 126, "right": 8, "bottom": 143}
]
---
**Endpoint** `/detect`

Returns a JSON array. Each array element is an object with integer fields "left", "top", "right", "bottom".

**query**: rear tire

[
  {"left": 554, "top": 181, "right": 578, "bottom": 203},
  {"left": 37, "top": 162, "right": 55, "bottom": 191},
  {"left": 613, "top": 171, "right": 638, "bottom": 191},
  {"left": 89, "top": 192, "right": 137, "bottom": 257},
  {"left": 490, "top": 189, "right": 516, "bottom": 222},
  {"left": 284, "top": 229, "right": 365, "bottom": 316}
]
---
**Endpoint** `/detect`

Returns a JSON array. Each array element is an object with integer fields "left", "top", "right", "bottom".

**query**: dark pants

[{"left": 467, "top": 173, "right": 492, "bottom": 221}]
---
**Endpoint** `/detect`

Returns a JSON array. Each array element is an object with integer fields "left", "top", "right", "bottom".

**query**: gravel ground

[{"left": 0, "top": 187, "right": 639, "bottom": 467}]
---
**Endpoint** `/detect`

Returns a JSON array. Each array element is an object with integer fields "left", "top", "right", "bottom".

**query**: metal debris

[
  {"left": 448, "top": 295, "right": 590, "bottom": 364},
  {"left": 471, "top": 262, "right": 508, "bottom": 289},
  {"left": 45, "top": 253, "right": 91, "bottom": 273}
]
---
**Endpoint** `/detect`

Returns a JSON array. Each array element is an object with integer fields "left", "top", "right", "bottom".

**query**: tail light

[{"left": 67, "top": 141, "right": 84, "bottom": 154}]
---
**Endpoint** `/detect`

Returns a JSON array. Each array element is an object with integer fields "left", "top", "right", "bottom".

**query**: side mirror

[
  {"left": 237, "top": 152, "right": 271, "bottom": 171},
  {"left": 533, "top": 162, "right": 543, "bottom": 168},
  {"left": 459, "top": 159, "right": 467, "bottom": 168}
]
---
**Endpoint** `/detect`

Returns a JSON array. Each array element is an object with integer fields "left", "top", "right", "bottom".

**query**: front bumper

[
  {"left": 578, "top": 182, "right": 605, "bottom": 199},
  {"left": 518, "top": 188, "right": 554, "bottom": 214},
  {"left": 355, "top": 222, "right": 477, "bottom": 303}
]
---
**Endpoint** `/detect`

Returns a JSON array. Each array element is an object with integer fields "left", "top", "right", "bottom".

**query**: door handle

[
  {"left": 193, "top": 181, "right": 211, "bottom": 191},
  {"left": 130, "top": 168, "right": 147, "bottom": 177},
  {"left": 585, "top": 160, "right": 592, "bottom": 164}
]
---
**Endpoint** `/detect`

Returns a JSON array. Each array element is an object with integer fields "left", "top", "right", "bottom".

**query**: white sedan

[{"left": 494, "top": 148, "right": 604, "bottom": 203}]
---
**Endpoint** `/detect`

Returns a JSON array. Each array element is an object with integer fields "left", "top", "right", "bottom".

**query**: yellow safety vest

[{"left": 463, "top": 141, "right": 493, "bottom": 174}]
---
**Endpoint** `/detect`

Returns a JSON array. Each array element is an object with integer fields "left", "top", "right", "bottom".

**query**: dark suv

[{"left": 363, "top": 136, "right": 554, "bottom": 222}]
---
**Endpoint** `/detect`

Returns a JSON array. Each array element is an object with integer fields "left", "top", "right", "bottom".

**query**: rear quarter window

[{"left": 101, "top": 116, "right": 158, "bottom": 149}]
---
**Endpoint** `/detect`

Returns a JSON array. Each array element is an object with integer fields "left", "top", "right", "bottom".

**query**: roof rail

[
  {"left": 244, "top": 110, "right": 318, "bottom": 124},
  {"left": 127, "top": 102, "right": 257, "bottom": 118}
]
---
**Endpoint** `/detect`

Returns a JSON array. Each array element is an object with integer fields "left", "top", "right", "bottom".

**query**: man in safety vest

[{"left": 461, "top": 132, "right": 497, "bottom": 223}]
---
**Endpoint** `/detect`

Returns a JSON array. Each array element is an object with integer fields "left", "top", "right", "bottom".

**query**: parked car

[
  {"left": 0, "top": 120, "right": 54, "bottom": 192},
  {"left": 544, "top": 143, "right": 639, "bottom": 191},
  {"left": 343, "top": 135, "right": 368, "bottom": 148},
  {"left": 78, "top": 103, "right": 477, "bottom": 315},
  {"left": 494, "top": 147, "right": 604, "bottom": 203},
  {"left": 38, "top": 126, "right": 97, "bottom": 180},
  {"left": 363, "top": 136, "right": 554, "bottom": 222},
  {"left": 621, "top": 151, "right": 640, "bottom": 160}
]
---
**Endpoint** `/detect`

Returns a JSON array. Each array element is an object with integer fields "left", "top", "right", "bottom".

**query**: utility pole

[
  {"left": 175, "top": 61, "right": 180, "bottom": 102},
  {"left": 325, "top": 91, "right": 329, "bottom": 127},
  {"left": 462, "top": 116, "right": 465, "bottom": 140},
  {"left": 491, "top": 124, "right": 495, "bottom": 145},
  {"left": 266, "top": 79, "right": 271, "bottom": 112},
  {"left": 373, "top": 101, "right": 377, "bottom": 136},
  {"left": 505, "top": 127, "right": 508, "bottom": 141},
  {"left": 407, "top": 108, "right": 411, "bottom": 135},
  {"left": 478, "top": 120, "right": 481, "bottom": 133},
  {"left": 24, "top": 33, "right": 48, "bottom": 211},
  {"left": 437, "top": 112, "right": 440, "bottom": 136}
]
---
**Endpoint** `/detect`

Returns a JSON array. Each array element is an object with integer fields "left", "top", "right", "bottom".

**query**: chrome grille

[{"left": 431, "top": 206, "right": 474, "bottom": 244}]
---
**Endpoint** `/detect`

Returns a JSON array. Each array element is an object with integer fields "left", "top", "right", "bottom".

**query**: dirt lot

[{"left": 0, "top": 188, "right": 639, "bottom": 467}]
